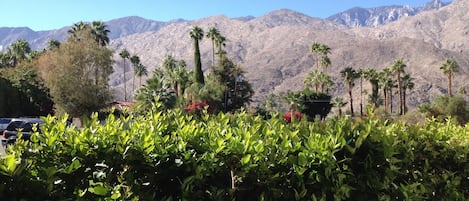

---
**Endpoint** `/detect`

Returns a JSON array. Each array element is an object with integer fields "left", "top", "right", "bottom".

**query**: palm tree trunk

[
  {"left": 349, "top": 82, "right": 354, "bottom": 117},
  {"left": 448, "top": 72, "right": 452, "bottom": 96},
  {"left": 360, "top": 77, "right": 363, "bottom": 116},
  {"left": 383, "top": 88, "right": 388, "bottom": 113},
  {"left": 389, "top": 88, "right": 393, "bottom": 114},
  {"left": 123, "top": 60, "right": 127, "bottom": 101},
  {"left": 403, "top": 90, "right": 407, "bottom": 114},
  {"left": 397, "top": 73, "right": 402, "bottom": 115}
]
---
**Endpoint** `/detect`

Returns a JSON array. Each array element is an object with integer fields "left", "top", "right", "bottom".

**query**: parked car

[
  {"left": 2, "top": 118, "right": 44, "bottom": 144},
  {"left": 0, "top": 118, "right": 12, "bottom": 133}
]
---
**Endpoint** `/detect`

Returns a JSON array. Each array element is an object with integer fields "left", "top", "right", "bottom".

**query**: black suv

[{"left": 2, "top": 118, "right": 44, "bottom": 144}]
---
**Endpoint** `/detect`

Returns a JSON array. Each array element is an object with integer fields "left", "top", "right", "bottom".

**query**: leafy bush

[
  {"left": 0, "top": 111, "right": 468, "bottom": 200},
  {"left": 419, "top": 95, "right": 469, "bottom": 125}
]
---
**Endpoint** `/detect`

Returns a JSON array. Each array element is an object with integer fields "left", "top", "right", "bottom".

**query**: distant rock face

[
  {"left": 1, "top": 0, "right": 468, "bottom": 113},
  {"left": 327, "top": 0, "right": 450, "bottom": 27}
]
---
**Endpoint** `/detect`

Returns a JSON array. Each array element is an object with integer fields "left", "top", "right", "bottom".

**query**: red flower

[
  {"left": 283, "top": 111, "right": 303, "bottom": 123},
  {"left": 184, "top": 100, "right": 211, "bottom": 114}
]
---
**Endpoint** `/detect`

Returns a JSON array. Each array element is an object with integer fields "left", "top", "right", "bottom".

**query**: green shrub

[{"left": 0, "top": 110, "right": 468, "bottom": 200}]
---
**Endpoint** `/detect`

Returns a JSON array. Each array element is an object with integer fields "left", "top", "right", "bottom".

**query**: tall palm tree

[
  {"left": 391, "top": 59, "right": 406, "bottom": 115},
  {"left": 130, "top": 55, "right": 141, "bottom": 96},
  {"left": 340, "top": 67, "right": 359, "bottom": 117},
  {"left": 8, "top": 39, "right": 31, "bottom": 67},
  {"left": 135, "top": 63, "right": 148, "bottom": 87},
  {"left": 91, "top": 21, "right": 110, "bottom": 46},
  {"left": 206, "top": 26, "right": 220, "bottom": 66},
  {"left": 318, "top": 72, "right": 333, "bottom": 93},
  {"left": 401, "top": 73, "right": 414, "bottom": 114},
  {"left": 119, "top": 49, "right": 130, "bottom": 101},
  {"left": 357, "top": 69, "right": 365, "bottom": 116},
  {"left": 440, "top": 58, "right": 459, "bottom": 97},
  {"left": 190, "top": 26, "right": 204, "bottom": 84}
]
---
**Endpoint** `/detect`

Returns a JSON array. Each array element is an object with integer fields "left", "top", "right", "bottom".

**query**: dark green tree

[
  {"left": 391, "top": 59, "right": 406, "bottom": 115},
  {"left": 130, "top": 55, "right": 141, "bottom": 95},
  {"left": 190, "top": 26, "right": 205, "bottom": 84}
]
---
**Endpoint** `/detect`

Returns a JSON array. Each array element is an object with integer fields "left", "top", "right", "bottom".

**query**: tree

[
  {"left": 130, "top": 55, "right": 141, "bottom": 96},
  {"left": 190, "top": 26, "right": 204, "bottom": 84},
  {"left": 358, "top": 69, "right": 365, "bottom": 116},
  {"left": 134, "top": 68, "right": 176, "bottom": 113},
  {"left": 38, "top": 28, "right": 113, "bottom": 118},
  {"left": 206, "top": 26, "right": 220, "bottom": 66},
  {"left": 310, "top": 42, "right": 331, "bottom": 69},
  {"left": 90, "top": 21, "right": 110, "bottom": 46},
  {"left": 213, "top": 55, "right": 253, "bottom": 112},
  {"left": 340, "top": 67, "right": 359, "bottom": 117},
  {"left": 135, "top": 63, "right": 148, "bottom": 87},
  {"left": 68, "top": 21, "right": 110, "bottom": 47},
  {"left": 119, "top": 49, "right": 130, "bottom": 101},
  {"left": 7, "top": 39, "right": 31, "bottom": 67},
  {"left": 332, "top": 97, "right": 347, "bottom": 117},
  {"left": 440, "top": 58, "right": 459, "bottom": 97},
  {"left": 391, "top": 59, "right": 406, "bottom": 115},
  {"left": 303, "top": 69, "right": 321, "bottom": 92},
  {"left": 46, "top": 39, "right": 61, "bottom": 51},
  {"left": 401, "top": 73, "right": 414, "bottom": 114},
  {"left": 363, "top": 68, "right": 380, "bottom": 108},
  {"left": 162, "top": 55, "right": 179, "bottom": 98}
]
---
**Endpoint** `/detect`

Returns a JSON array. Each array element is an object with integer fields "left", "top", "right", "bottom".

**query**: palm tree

[
  {"left": 332, "top": 97, "right": 347, "bottom": 117},
  {"left": 310, "top": 42, "right": 331, "bottom": 69},
  {"left": 304, "top": 69, "right": 321, "bottom": 92},
  {"left": 162, "top": 55, "right": 179, "bottom": 98},
  {"left": 8, "top": 39, "right": 31, "bottom": 67},
  {"left": 340, "top": 67, "right": 359, "bottom": 117},
  {"left": 440, "top": 58, "right": 459, "bottom": 97},
  {"left": 358, "top": 69, "right": 365, "bottom": 116},
  {"left": 363, "top": 68, "right": 380, "bottom": 108},
  {"left": 135, "top": 63, "right": 148, "bottom": 87},
  {"left": 68, "top": 21, "right": 89, "bottom": 39},
  {"left": 318, "top": 72, "right": 333, "bottom": 93},
  {"left": 190, "top": 26, "right": 204, "bottom": 84},
  {"left": 90, "top": 21, "right": 110, "bottom": 46},
  {"left": 130, "top": 55, "right": 141, "bottom": 96},
  {"left": 46, "top": 39, "right": 61, "bottom": 51},
  {"left": 206, "top": 26, "right": 220, "bottom": 66},
  {"left": 391, "top": 59, "right": 406, "bottom": 115},
  {"left": 119, "top": 49, "right": 130, "bottom": 101},
  {"left": 401, "top": 73, "right": 414, "bottom": 114}
]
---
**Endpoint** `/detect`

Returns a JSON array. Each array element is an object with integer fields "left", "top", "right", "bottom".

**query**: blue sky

[{"left": 0, "top": 0, "right": 445, "bottom": 31}]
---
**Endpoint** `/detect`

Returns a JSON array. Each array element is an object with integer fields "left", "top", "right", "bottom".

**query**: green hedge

[{"left": 0, "top": 111, "right": 468, "bottom": 200}]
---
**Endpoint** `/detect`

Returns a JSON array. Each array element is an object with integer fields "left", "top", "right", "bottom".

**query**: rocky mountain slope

[
  {"left": 327, "top": 0, "right": 450, "bottom": 27},
  {"left": 1, "top": 0, "right": 467, "bottom": 113}
]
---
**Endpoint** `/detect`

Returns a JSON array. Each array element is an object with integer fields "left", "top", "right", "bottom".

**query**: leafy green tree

[
  {"left": 340, "top": 67, "right": 359, "bottom": 117},
  {"left": 303, "top": 69, "right": 322, "bottom": 92},
  {"left": 391, "top": 59, "right": 406, "bottom": 115},
  {"left": 440, "top": 58, "right": 459, "bottom": 97},
  {"left": 38, "top": 28, "right": 113, "bottom": 118},
  {"left": 379, "top": 68, "right": 395, "bottom": 113},
  {"left": 419, "top": 95, "right": 469, "bottom": 125},
  {"left": 119, "top": 49, "right": 130, "bottom": 101},
  {"left": 190, "top": 26, "right": 204, "bottom": 84},
  {"left": 213, "top": 55, "right": 253, "bottom": 112}
]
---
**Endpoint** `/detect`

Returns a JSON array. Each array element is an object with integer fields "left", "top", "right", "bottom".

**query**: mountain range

[{"left": 1, "top": 0, "right": 468, "bottom": 112}]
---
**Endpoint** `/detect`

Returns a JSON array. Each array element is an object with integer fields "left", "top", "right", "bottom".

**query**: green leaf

[
  {"left": 88, "top": 185, "right": 108, "bottom": 196},
  {"left": 298, "top": 152, "right": 308, "bottom": 167},
  {"left": 241, "top": 154, "right": 251, "bottom": 165},
  {"left": 65, "top": 158, "right": 82, "bottom": 173}
]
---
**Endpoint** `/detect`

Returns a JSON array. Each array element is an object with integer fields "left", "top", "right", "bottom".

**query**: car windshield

[{"left": 6, "top": 121, "right": 41, "bottom": 132}]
